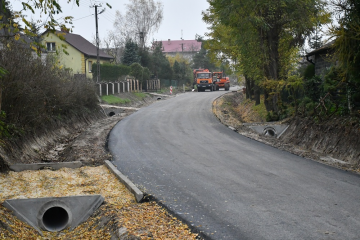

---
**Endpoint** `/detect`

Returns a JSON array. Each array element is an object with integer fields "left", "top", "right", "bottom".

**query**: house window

[
  {"left": 46, "top": 42, "right": 56, "bottom": 52},
  {"left": 88, "top": 61, "right": 92, "bottom": 72}
]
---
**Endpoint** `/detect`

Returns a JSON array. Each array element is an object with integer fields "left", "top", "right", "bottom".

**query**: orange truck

[
  {"left": 213, "top": 72, "right": 230, "bottom": 91},
  {"left": 193, "top": 69, "right": 216, "bottom": 92}
]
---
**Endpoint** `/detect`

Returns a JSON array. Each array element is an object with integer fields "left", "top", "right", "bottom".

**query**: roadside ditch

[
  {"left": 0, "top": 92, "right": 202, "bottom": 239},
  {"left": 213, "top": 90, "right": 360, "bottom": 172}
]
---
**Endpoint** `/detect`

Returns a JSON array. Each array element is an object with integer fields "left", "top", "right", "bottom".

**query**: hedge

[{"left": 92, "top": 63, "right": 130, "bottom": 82}]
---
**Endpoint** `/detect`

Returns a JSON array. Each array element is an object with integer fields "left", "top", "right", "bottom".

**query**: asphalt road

[{"left": 109, "top": 88, "right": 360, "bottom": 240}]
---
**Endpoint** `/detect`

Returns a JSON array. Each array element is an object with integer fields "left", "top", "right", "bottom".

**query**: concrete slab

[
  {"left": 104, "top": 160, "right": 143, "bottom": 202},
  {"left": 9, "top": 161, "right": 82, "bottom": 172},
  {"left": 3, "top": 195, "right": 104, "bottom": 235},
  {"left": 100, "top": 104, "right": 140, "bottom": 110},
  {"left": 247, "top": 124, "right": 289, "bottom": 138}
]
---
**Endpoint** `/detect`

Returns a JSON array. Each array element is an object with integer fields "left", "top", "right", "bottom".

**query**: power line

[{"left": 72, "top": 14, "right": 94, "bottom": 21}]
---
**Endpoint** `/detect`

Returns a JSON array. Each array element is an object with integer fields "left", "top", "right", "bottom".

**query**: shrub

[
  {"left": 92, "top": 63, "right": 130, "bottom": 82},
  {"left": 0, "top": 40, "right": 99, "bottom": 135}
]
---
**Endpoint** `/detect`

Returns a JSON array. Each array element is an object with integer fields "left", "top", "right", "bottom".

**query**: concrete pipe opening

[
  {"left": 42, "top": 206, "right": 69, "bottom": 231},
  {"left": 264, "top": 127, "right": 277, "bottom": 137},
  {"left": 38, "top": 201, "right": 72, "bottom": 232},
  {"left": 109, "top": 111, "right": 116, "bottom": 117}
]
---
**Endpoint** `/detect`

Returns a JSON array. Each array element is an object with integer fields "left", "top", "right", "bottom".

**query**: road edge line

[{"left": 104, "top": 160, "right": 144, "bottom": 202}]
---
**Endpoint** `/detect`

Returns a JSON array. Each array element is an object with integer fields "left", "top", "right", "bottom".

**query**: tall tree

[
  {"left": 308, "top": 23, "right": 323, "bottom": 50},
  {"left": 173, "top": 61, "right": 181, "bottom": 80},
  {"left": 192, "top": 43, "right": 217, "bottom": 70},
  {"left": 113, "top": 0, "right": 163, "bottom": 49},
  {"left": 151, "top": 41, "right": 172, "bottom": 79},
  {"left": 203, "top": 0, "right": 329, "bottom": 112},
  {"left": 0, "top": 0, "right": 19, "bottom": 39},
  {"left": 121, "top": 39, "right": 139, "bottom": 66},
  {"left": 330, "top": 0, "right": 360, "bottom": 112}
]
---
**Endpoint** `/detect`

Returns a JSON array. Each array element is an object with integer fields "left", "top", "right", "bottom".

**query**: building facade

[{"left": 42, "top": 30, "right": 114, "bottom": 79}]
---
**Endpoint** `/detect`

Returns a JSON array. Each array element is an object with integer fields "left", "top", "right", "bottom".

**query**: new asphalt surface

[{"left": 109, "top": 88, "right": 360, "bottom": 239}]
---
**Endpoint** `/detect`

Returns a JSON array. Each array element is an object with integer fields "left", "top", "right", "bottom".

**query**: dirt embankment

[
  {"left": 213, "top": 91, "right": 360, "bottom": 172},
  {"left": 0, "top": 92, "right": 202, "bottom": 239},
  {"left": 0, "top": 93, "right": 160, "bottom": 172}
]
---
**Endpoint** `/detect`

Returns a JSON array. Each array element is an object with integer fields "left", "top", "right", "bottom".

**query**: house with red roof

[
  {"left": 157, "top": 39, "right": 202, "bottom": 60},
  {"left": 41, "top": 29, "right": 114, "bottom": 79}
]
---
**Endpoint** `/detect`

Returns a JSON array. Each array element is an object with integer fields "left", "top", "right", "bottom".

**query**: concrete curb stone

[
  {"left": 9, "top": 161, "right": 83, "bottom": 172},
  {"left": 104, "top": 160, "right": 144, "bottom": 203}
]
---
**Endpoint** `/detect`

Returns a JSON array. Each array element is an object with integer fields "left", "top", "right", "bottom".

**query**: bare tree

[
  {"left": 102, "top": 31, "right": 124, "bottom": 64},
  {"left": 113, "top": 0, "right": 163, "bottom": 48}
]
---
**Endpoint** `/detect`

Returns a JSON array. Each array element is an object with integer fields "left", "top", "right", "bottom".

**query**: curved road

[{"left": 109, "top": 89, "right": 360, "bottom": 239}]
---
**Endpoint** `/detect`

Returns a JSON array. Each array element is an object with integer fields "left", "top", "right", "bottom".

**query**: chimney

[{"left": 168, "top": 39, "right": 171, "bottom": 45}]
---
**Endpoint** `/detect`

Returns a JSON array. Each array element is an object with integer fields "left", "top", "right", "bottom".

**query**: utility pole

[{"left": 91, "top": 3, "right": 102, "bottom": 83}]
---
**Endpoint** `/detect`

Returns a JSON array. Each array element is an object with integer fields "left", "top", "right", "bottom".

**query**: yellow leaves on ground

[
  {"left": 0, "top": 165, "right": 135, "bottom": 204},
  {"left": 119, "top": 202, "right": 198, "bottom": 240},
  {"left": 0, "top": 166, "right": 199, "bottom": 239}
]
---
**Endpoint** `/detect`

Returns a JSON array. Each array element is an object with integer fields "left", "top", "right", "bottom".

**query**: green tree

[
  {"left": 308, "top": 23, "right": 323, "bottom": 50},
  {"left": 173, "top": 60, "right": 181, "bottom": 80},
  {"left": 0, "top": 0, "right": 20, "bottom": 39},
  {"left": 122, "top": 39, "right": 139, "bottom": 66},
  {"left": 151, "top": 41, "right": 172, "bottom": 79},
  {"left": 192, "top": 43, "right": 217, "bottom": 70},
  {"left": 138, "top": 47, "right": 152, "bottom": 69},
  {"left": 330, "top": 0, "right": 360, "bottom": 113},
  {"left": 142, "top": 67, "right": 151, "bottom": 80},
  {"left": 204, "top": 0, "right": 329, "bottom": 112},
  {"left": 130, "top": 62, "right": 143, "bottom": 81}
]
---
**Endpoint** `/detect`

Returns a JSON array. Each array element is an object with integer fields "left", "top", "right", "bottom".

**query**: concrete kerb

[
  {"left": 9, "top": 161, "right": 83, "bottom": 172},
  {"left": 104, "top": 160, "right": 144, "bottom": 203}
]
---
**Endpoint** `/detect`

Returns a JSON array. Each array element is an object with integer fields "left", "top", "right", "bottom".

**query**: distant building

[
  {"left": 157, "top": 39, "right": 202, "bottom": 60},
  {"left": 306, "top": 41, "right": 334, "bottom": 79}
]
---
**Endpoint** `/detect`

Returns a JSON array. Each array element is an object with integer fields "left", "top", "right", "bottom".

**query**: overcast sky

[{"left": 11, "top": 0, "right": 210, "bottom": 44}]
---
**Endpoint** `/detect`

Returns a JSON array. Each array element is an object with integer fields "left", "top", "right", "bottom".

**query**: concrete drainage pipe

[
  {"left": 38, "top": 201, "right": 72, "bottom": 232},
  {"left": 263, "top": 127, "right": 277, "bottom": 137}
]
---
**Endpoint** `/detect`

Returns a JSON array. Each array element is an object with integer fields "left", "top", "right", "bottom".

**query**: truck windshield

[{"left": 197, "top": 73, "right": 211, "bottom": 78}]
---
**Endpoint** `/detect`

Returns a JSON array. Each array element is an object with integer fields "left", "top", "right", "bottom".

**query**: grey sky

[{"left": 11, "top": 0, "right": 210, "bottom": 44}]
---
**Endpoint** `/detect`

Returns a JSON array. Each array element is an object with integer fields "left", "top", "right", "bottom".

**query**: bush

[
  {"left": 266, "top": 111, "right": 279, "bottom": 122},
  {"left": 302, "top": 64, "right": 315, "bottom": 80},
  {"left": 92, "top": 63, "right": 130, "bottom": 82},
  {"left": 304, "top": 76, "right": 322, "bottom": 102},
  {"left": 0, "top": 40, "right": 99, "bottom": 135}
]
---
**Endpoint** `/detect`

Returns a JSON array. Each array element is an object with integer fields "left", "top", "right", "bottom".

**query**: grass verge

[
  {"left": 134, "top": 92, "right": 148, "bottom": 100},
  {"left": 101, "top": 95, "right": 131, "bottom": 104}
]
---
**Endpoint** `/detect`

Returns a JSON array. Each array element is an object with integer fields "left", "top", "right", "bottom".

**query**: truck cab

[{"left": 195, "top": 71, "right": 216, "bottom": 92}]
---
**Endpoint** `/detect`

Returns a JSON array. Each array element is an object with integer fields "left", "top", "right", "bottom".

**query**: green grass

[
  {"left": 101, "top": 95, "right": 131, "bottom": 104},
  {"left": 134, "top": 92, "right": 148, "bottom": 99},
  {"left": 251, "top": 97, "right": 268, "bottom": 121}
]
